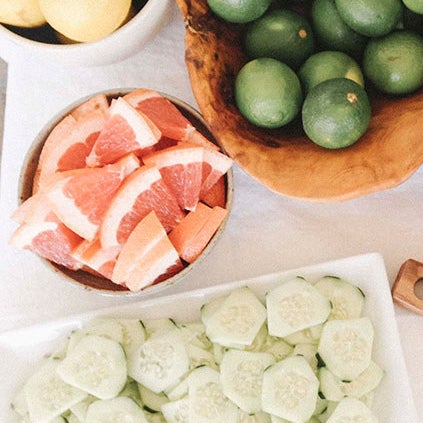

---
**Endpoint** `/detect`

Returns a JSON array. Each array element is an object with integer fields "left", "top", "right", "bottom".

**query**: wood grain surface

[{"left": 176, "top": 0, "right": 423, "bottom": 202}]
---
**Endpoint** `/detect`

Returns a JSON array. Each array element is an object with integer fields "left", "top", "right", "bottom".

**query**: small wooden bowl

[
  {"left": 176, "top": 0, "right": 423, "bottom": 202},
  {"left": 18, "top": 88, "right": 234, "bottom": 296}
]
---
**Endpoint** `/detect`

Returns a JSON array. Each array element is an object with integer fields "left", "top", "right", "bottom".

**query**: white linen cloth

[{"left": 0, "top": 4, "right": 422, "bottom": 418}]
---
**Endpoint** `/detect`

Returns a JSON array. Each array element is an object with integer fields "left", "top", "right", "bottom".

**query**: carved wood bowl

[{"left": 176, "top": 0, "right": 423, "bottom": 202}]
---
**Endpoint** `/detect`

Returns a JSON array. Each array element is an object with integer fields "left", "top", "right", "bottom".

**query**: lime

[
  {"left": 244, "top": 9, "right": 315, "bottom": 69},
  {"left": 403, "top": 0, "right": 423, "bottom": 14},
  {"left": 235, "top": 58, "right": 303, "bottom": 128},
  {"left": 311, "top": 0, "right": 368, "bottom": 57},
  {"left": 363, "top": 30, "right": 423, "bottom": 95},
  {"left": 298, "top": 51, "right": 364, "bottom": 94},
  {"left": 206, "top": 0, "right": 271, "bottom": 24},
  {"left": 334, "top": 0, "right": 402, "bottom": 37},
  {"left": 302, "top": 78, "right": 371, "bottom": 149}
]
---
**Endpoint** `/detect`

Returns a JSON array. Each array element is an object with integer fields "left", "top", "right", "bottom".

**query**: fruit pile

[
  {"left": 9, "top": 89, "right": 233, "bottom": 292},
  {"left": 0, "top": 0, "right": 141, "bottom": 43},
  {"left": 207, "top": 0, "right": 423, "bottom": 149}
]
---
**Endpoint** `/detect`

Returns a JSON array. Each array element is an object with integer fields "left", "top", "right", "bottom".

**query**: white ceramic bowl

[
  {"left": 0, "top": 0, "right": 174, "bottom": 67},
  {"left": 17, "top": 88, "right": 234, "bottom": 296}
]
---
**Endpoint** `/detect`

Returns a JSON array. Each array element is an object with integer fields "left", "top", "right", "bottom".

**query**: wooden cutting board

[{"left": 176, "top": 0, "right": 423, "bottom": 202}]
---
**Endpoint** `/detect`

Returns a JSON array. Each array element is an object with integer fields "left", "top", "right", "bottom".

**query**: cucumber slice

[
  {"left": 318, "top": 367, "right": 345, "bottom": 401},
  {"left": 11, "top": 387, "right": 28, "bottom": 417},
  {"left": 283, "top": 324, "right": 323, "bottom": 345},
  {"left": 57, "top": 334, "right": 127, "bottom": 400},
  {"left": 118, "top": 319, "right": 146, "bottom": 356},
  {"left": 187, "top": 365, "right": 238, "bottom": 423},
  {"left": 314, "top": 276, "right": 365, "bottom": 320},
  {"left": 203, "top": 287, "right": 267, "bottom": 347},
  {"left": 82, "top": 318, "right": 124, "bottom": 343},
  {"left": 143, "top": 318, "right": 177, "bottom": 338},
  {"left": 177, "top": 322, "right": 212, "bottom": 350},
  {"left": 316, "top": 401, "right": 338, "bottom": 422},
  {"left": 326, "top": 397, "right": 377, "bottom": 422},
  {"left": 23, "top": 359, "right": 87, "bottom": 423},
  {"left": 164, "top": 376, "right": 189, "bottom": 401},
  {"left": 238, "top": 410, "right": 272, "bottom": 422},
  {"left": 293, "top": 343, "right": 318, "bottom": 371},
  {"left": 85, "top": 396, "right": 148, "bottom": 423},
  {"left": 342, "top": 361, "right": 384, "bottom": 398},
  {"left": 128, "top": 330, "right": 189, "bottom": 393},
  {"left": 119, "top": 379, "right": 143, "bottom": 407},
  {"left": 317, "top": 318, "right": 374, "bottom": 381},
  {"left": 261, "top": 355, "right": 319, "bottom": 423},
  {"left": 266, "top": 278, "right": 331, "bottom": 337},
  {"left": 220, "top": 349, "right": 275, "bottom": 413},
  {"left": 70, "top": 395, "right": 96, "bottom": 421},
  {"left": 186, "top": 343, "right": 218, "bottom": 369},
  {"left": 160, "top": 397, "right": 189, "bottom": 423},
  {"left": 263, "top": 339, "right": 293, "bottom": 361},
  {"left": 200, "top": 296, "right": 226, "bottom": 326},
  {"left": 138, "top": 384, "right": 169, "bottom": 413}
]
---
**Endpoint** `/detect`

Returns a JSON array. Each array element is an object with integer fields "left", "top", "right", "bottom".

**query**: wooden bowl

[
  {"left": 18, "top": 88, "right": 234, "bottom": 296},
  {"left": 176, "top": 0, "right": 423, "bottom": 202}
]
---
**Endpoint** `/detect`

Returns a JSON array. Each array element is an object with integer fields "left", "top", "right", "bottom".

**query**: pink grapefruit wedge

[
  {"left": 112, "top": 211, "right": 183, "bottom": 291},
  {"left": 100, "top": 164, "right": 185, "bottom": 249},
  {"left": 86, "top": 97, "right": 161, "bottom": 167},
  {"left": 169, "top": 202, "right": 227, "bottom": 264},
  {"left": 123, "top": 89, "right": 220, "bottom": 151},
  {"left": 200, "top": 176, "right": 227, "bottom": 208},
  {"left": 143, "top": 143, "right": 204, "bottom": 211},
  {"left": 9, "top": 198, "right": 83, "bottom": 270},
  {"left": 71, "top": 239, "right": 120, "bottom": 280},
  {"left": 71, "top": 93, "right": 109, "bottom": 121},
  {"left": 46, "top": 153, "right": 140, "bottom": 241},
  {"left": 35, "top": 109, "right": 107, "bottom": 191}
]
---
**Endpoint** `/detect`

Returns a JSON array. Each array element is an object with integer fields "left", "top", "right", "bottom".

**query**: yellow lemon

[
  {"left": 0, "top": 0, "right": 46, "bottom": 28},
  {"left": 39, "top": 0, "right": 132, "bottom": 43}
]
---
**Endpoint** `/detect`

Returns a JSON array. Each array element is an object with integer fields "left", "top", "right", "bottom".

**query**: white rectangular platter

[{"left": 0, "top": 252, "right": 418, "bottom": 422}]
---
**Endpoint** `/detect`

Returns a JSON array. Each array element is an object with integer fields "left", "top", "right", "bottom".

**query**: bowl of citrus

[
  {"left": 0, "top": 0, "right": 174, "bottom": 67},
  {"left": 9, "top": 88, "right": 234, "bottom": 295},
  {"left": 176, "top": 0, "right": 423, "bottom": 202}
]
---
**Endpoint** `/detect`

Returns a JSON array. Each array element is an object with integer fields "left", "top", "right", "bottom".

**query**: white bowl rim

[{"left": 0, "top": 0, "right": 170, "bottom": 51}]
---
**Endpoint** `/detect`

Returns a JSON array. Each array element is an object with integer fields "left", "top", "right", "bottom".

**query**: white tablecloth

[{"left": 0, "top": 4, "right": 422, "bottom": 419}]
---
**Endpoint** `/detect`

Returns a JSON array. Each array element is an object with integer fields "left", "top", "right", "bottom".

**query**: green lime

[
  {"left": 334, "top": 0, "right": 402, "bottom": 37},
  {"left": 206, "top": 0, "right": 271, "bottom": 23},
  {"left": 311, "top": 0, "right": 368, "bottom": 57},
  {"left": 363, "top": 30, "right": 423, "bottom": 95},
  {"left": 302, "top": 78, "right": 371, "bottom": 149},
  {"left": 244, "top": 9, "right": 315, "bottom": 69},
  {"left": 235, "top": 58, "right": 303, "bottom": 128},
  {"left": 298, "top": 50, "right": 364, "bottom": 94},
  {"left": 403, "top": 0, "right": 423, "bottom": 14}
]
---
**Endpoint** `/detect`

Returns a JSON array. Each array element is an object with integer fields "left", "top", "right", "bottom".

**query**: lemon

[
  {"left": 206, "top": 0, "right": 272, "bottom": 24},
  {"left": 38, "top": 0, "right": 131, "bottom": 43},
  {"left": 244, "top": 9, "right": 315, "bottom": 70},
  {"left": 363, "top": 30, "right": 423, "bottom": 95},
  {"left": 0, "top": 0, "right": 46, "bottom": 28},
  {"left": 235, "top": 58, "right": 303, "bottom": 128},
  {"left": 298, "top": 51, "right": 364, "bottom": 94},
  {"left": 335, "top": 0, "right": 402, "bottom": 37},
  {"left": 302, "top": 78, "right": 371, "bottom": 149}
]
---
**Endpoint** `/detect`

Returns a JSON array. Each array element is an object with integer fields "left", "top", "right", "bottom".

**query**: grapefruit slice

[
  {"left": 168, "top": 202, "right": 228, "bottom": 263},
  {"left": 143, "top": 143, "right": 204, "bottom": 211},
  {"left": 100, "top": 164, "right": 185, "bottom": 249},
  {"left": 46, "top": 154, "right": 140, "bottom": 241},
  {"left": 86, "top": 97, "right": 161, "bottom": 167},
  {"left": 71, "top": 239, "right": 120, "bottom": 280},
  {"left": 9, "top": 199, "right": 83, "bottom": 270},
  {"left": 200, "top": 147, "right": 233, "bottom": 198},
  {"left": 70, "top": 93, "right": 109, "bottom": 121},
  {"left": 123, "top": 88, "right": 220, "bottom": 151},
  {"left": 200, "top": 176, "right": 227, "bottom": 208},
  {"left": 35, "top": 109, "right": 107, "bottom": 191},
  {"left": 112, "top": 211, "right": 183, "bottom": 291}
]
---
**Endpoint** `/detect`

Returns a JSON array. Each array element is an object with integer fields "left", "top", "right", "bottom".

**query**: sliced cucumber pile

[{"left": 13, "top": 278, "right": 383, "bottom": 423}]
